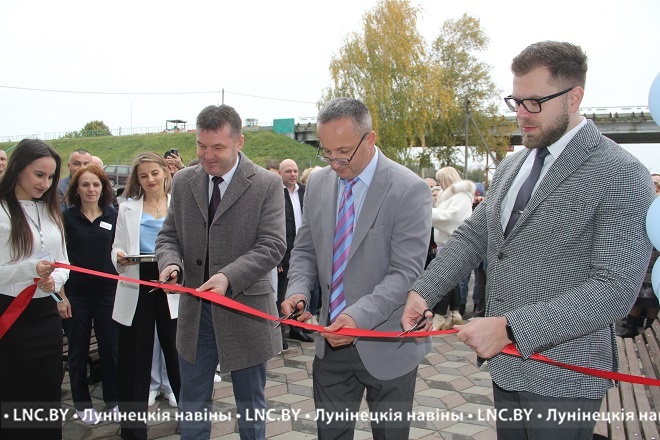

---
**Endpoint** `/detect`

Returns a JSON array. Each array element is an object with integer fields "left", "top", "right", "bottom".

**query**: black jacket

[{"left": 281, "top": 185, "right": 304, "bottom": 269}]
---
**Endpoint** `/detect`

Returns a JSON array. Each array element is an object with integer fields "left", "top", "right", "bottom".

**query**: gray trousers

[{"left": 312, "top": 342, "right": 417, "bottom": 440}]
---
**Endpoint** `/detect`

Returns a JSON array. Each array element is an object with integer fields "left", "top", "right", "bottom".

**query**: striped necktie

[{"left": 329, "top": 178, "right": 358, "bottom": 323}]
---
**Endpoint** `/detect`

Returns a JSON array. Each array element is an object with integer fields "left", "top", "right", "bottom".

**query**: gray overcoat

[{"left": 156, "top": 152, "right": 286, "bottom": 372}]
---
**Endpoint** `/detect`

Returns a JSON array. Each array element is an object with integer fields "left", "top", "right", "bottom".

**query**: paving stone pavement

[{"left": 60, "top": 328, "right": 497, "bottom": 439}]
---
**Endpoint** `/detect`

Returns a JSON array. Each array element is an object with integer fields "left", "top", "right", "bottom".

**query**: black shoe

[
  {"left": 287, "top": 328, "right": 314, "bottom": 343},
  {"left": 281, "top": 334, "right": 289, "bottom": 350},
  {"left": 617, "top": 325, "right": 639, "bottom": 338}
]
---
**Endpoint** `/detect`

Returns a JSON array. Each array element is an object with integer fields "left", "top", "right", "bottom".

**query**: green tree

[
  {"left": 323, "top": 4, "right": 513, "bottom": 171},
  {"left": 426, "top": 14, "right": 514, "bottom": 169},
  {"left": 322, "top": 0, "right": 449, "bottom": 159},
  {"left": 81, "top": 120, "right": 112, "bottom": 137}
]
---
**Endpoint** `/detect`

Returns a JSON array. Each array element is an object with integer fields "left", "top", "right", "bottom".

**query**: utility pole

[
  {"left": 221, "top": 88, "right": 224, "bottom": 105},
  {"left": 464, "top": 99, "right": 470, "bottom": 179}
]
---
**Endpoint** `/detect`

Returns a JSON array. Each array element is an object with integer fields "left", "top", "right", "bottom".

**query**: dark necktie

[
  {"left": 206, "top": 176, "right": 223, "bottom": 280},
  {"left": 504, "top": 147, "right": 550, "bottom": 238},
  {"left": 208, "top": 176, "right": 223, "bottom": 222}
]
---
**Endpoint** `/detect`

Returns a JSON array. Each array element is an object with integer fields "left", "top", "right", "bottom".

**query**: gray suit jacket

[
  {"left": 412, "top": 120, "right": 655, "bottom": 399},
  {"left": 286, "top": 151, "right": 432, "bottom": 381},
  {"left": 155, "top": 153, "right": 286, "bottom": 372}
]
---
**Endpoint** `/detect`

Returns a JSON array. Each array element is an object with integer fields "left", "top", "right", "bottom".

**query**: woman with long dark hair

[
  {"left": 63, "top": 164, "right": 119, "bottom": 424},
  {"left": 0, "top": 139, "right": 70, "bottom": 440}
]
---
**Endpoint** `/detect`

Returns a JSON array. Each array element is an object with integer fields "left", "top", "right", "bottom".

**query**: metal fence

[
  {"left": 0, "top": 122, "right": 282, "bottom": 144},
  {"left": 0, "top": 125, "right": 190, "bottom": 144}
]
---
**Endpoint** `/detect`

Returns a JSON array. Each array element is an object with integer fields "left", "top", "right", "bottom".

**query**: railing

[{"left": 0, "top": 125, "right": 189, "bottom": 144}]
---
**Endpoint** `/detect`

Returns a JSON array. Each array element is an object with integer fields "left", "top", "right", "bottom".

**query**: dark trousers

[
  {"left": 0, "top": 295, "right": 62, "bottom": 440},
  {"left": 179, "top": 300, "right": 267, "bottom": 440},
  {"left": 117, "top": 263, "right": 179, "bottom": 440},
  {"left": 313, "top": 343, "right": 417, "bottom": 440},
  {"left": 276, "top": 268, "right": 288, "bottom": 313},
  {"left": 309, "top": 277, "right": 321, "bottom": 315},
  {"left": 493, "top": 382, "right": 602, "bottom": 440},
  {"left": 66, "top": 293, "right": 118, "bottom": 410},
  {"left": 277, "top": 268, "right": 305, "bottom": 338},
  {"left": 432, "top": 284, "right": 461, "bottom": 315},
  {"left": 473, "top": 260, "right": 486, "bottom": 317}
]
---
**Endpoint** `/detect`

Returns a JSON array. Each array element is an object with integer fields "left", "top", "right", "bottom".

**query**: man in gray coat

[
  {"left": 282, "top": 98, "right": 431, "bottom": 439},
  {"left": 156, "top": 105, "right": 286, "bottom": 440},
  {"left": 402, "top": 41, "right": 655, "bottom": 439}
]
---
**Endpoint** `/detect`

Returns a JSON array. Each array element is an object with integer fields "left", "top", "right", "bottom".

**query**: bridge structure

[
  {"left": 292, "top": 106, "right": 660, "bottom": 147},
  {"left": 506, "top": 106, "right": 659, "bottom": 145}
]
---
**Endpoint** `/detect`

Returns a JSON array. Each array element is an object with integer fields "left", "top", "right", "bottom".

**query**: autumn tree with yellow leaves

[{"left": 322, "top": 0, "right": 513, "bottom": 170}]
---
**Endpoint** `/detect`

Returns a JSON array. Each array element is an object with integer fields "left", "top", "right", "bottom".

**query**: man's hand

[
  {"left": 323, "top": 314, "right": 357, "bottom": 347},
  {"left": 401, "top": 290, "right": 432, "bottom": 332},
  {"left": 454, "top": 316, "right": 511, "bottom": 359},
  {"left": 281, "top": 294, "right": 311, "bottom": 322},
  {"left": 197, "top": 272, "right": 230, "bottom": 296},
  {"left": 158, "top": 265, "right": 181, "bottom": 294}
]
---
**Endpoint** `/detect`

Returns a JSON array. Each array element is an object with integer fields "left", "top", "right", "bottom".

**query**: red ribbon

[
  {"left": 8, "top": 262, "right": 653, "bottom": 387},
  {"left": 0, "top": 283, "right": 38, "bottom": 340}
]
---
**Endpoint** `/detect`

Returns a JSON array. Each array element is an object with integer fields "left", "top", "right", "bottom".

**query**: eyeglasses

[
  {"left": 317, "top": 132, "right": 369, "bottom": 166},
  {"left": 504, "top": 87, "right": 574, "bottom": 113}
]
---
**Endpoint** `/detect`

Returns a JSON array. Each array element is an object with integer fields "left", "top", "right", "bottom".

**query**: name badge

[{"left": 100, "top": 221, "right": 113, "bottom": 231}]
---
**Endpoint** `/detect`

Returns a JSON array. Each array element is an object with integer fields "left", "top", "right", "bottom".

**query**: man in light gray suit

[
  {"left": 402, "top": 41, "right": 655, "bottom": 439},
  {"left": 282, "top": 98, "right": 431, "bottom": 439},
  {"left": 155, "top": 105, "right": 286, "bottom": 440}
]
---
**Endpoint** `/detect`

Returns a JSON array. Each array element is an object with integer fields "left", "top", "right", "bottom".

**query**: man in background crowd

[
  {"left": 58, "top": 149, "right": 92, "bottom": 210},
  {"left": 277, "top": 158, "right": 313, "bottom": 348}
]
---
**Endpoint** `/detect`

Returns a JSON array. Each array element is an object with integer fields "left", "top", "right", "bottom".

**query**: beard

[{"left": 520, "top": 110, "right": 569, "bottom": 150}]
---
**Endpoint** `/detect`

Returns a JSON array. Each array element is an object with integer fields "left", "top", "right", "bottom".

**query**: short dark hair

[
  {"left": 196, "top": 105, "right": 242, "bottom": 139},
  {"left": 317, "top": 98, "right": 372, "bottom": 135},
  {"left": 69, "top": 149, "right": 91, "bottom": 160},
  {"left": 66, "top": 164, "right": 114, "bottom": 209},
  {"left": 511, "top": 41, "right": 588, "bottom": 88}
]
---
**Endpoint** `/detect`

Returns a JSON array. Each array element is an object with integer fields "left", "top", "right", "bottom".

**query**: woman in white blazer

[
  {"left": 111, "top": 152, "right": 179, "bottom": 440},
  {"left": 430, "top": 166, "right": 475, "bottom": 330}
]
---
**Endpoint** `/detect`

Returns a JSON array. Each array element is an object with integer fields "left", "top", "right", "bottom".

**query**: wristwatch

[{"left": 505, "top": 321, "right": 516, "bottom": 343}]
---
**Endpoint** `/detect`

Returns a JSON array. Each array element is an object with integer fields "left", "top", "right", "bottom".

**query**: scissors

[
  {"left": 396, "top": 309, "right": 433, "bottom": 338},
  {"left": 274, "top": 299, "right": 306, "bottom": 328},
  {"left": 149, "top": 269, "right": 179, "bottom": 293}
]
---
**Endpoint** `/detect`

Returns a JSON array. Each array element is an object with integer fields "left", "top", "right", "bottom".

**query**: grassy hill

[{"left": 0, "top": 130, "right": 322, "bottom": 176}]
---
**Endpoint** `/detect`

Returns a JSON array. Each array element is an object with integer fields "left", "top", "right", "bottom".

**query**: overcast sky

[{"left": 1, "top": 0, "right": 659, "bottom": 166}]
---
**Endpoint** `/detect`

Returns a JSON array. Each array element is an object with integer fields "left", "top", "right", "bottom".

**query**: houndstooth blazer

[{"left": 411, "top": 120, "right": 655, "bottom": 399}]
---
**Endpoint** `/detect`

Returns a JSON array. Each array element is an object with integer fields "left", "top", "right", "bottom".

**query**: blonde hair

[
  {"left": 435, "top": 166, "right": 462, "bottom": 190},
  {"left": 300, "top": 166, "right": 322, "bottom": 185},
  {"left": 123, "top": 152, "right": 172, "bottom": 199}
]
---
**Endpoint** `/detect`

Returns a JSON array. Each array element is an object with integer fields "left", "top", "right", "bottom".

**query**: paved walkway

[{"left": 61, "top": 327, "right": 497, "bottom": 440}]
